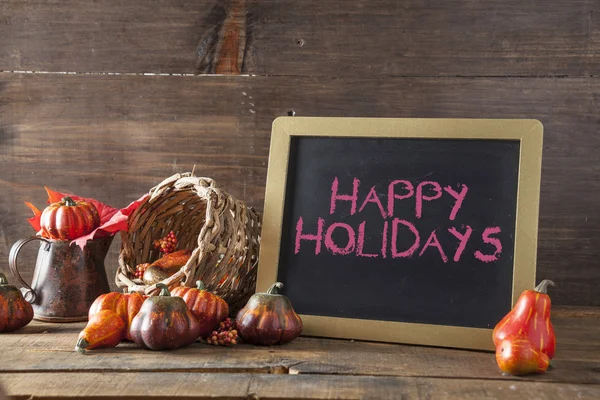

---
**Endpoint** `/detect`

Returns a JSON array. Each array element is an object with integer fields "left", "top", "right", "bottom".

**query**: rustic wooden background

[{"left": 0, "top": 0, "right": 598, "bottom": 307}]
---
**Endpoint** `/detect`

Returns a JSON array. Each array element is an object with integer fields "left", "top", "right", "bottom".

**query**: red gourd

[
  {"left": 88, "top": 291, "right": 145, "bottom": 341},
  {"left": 40, "top": 196, "right": 100, "bottom": 240},
  {"left": 496, "top": 334, "right": 551, "bottom": 376},
  {"left": 0, "top": 272, "right": 34, "bottom": 332},
  {"left": 493, "top": 280, "right": 556, "bottom": 358},
  {"left": 171, "top": 280, "right": 229, "bottom": 339},
  {"left": 130, "top": 283, "right": 201, "bottom": 350}
]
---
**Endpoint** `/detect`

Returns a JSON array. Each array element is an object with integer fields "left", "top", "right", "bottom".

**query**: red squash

[
  {"left": 40, "top": 196, "right": 100, "bottom": 240},
  {"left": 88, "top": 291, "right": 145, "bottom": 341},
  {"left": 496, "top": 334, "right": 551, "bottom": 376},
  {"left": 493, "top": 279, "right": 556, "bottom": 358},
  {"left": 171, "top": 281, "right": 229, "bottom": 339}
]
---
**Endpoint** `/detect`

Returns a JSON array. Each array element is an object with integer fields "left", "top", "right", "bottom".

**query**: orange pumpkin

[
  {"left": 88, "top": 291, "right": 145, "bottom": 341},
  {"left": 0, "top": 272, "right": 34, "bottom": 332},
  {"left": 171, "top": 280, "right": 229, "bottom": 339},
  {"left": 40, "top": 196, "right": 100, "bottom": 240}
]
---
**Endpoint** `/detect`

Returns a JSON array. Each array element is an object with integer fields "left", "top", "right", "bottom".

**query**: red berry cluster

[
  {"left": 153, "top": 231, "right": 178, "bottom": 254},
  {"left": 206, "top": 318, "right": 238, "bottom": 346},
  {"left": 134, "top": 263, "right": 150, "bottom": 279}
]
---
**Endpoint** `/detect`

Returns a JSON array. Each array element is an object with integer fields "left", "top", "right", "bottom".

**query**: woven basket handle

[{"left": 149, "top": 172, "right": 217, "bottom": 201}]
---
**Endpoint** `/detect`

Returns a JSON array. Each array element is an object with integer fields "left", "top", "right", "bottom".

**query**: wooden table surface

[{"left": 0, "top": 306, "right": 598, "bottom": 399}]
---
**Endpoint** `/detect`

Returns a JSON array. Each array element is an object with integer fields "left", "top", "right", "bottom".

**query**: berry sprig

[
  {"left": 153, "top": 231, "right": 178, "bottom": 255},
  {"left": 206, "top": 318, "right": 238, "bottom": 346},
  {"left": 134, "top": 263, "right": 150, "bottom": 279},
  {"left": 219, "top": 318, "right": 235, "bottom": 331}
]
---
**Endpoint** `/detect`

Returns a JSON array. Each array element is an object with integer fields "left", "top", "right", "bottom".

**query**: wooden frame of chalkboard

[{"left": 258, "top": 117, "right": 543, "bottom": 350}]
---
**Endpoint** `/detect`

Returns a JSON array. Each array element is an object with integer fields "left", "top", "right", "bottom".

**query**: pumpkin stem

[
  {"left": 156, "top": 283, "right": 171, "bottom": 296},
  {"left": 266, "top": 282, "right": 284, "bottom": 295},
  {"left": 75, "top": 338, "right": 89, "bottom": 354},
  {"left": 0, "top": 273, "right": 7, "bottom": 285},
  {"left": 196, "top": 280, "right": 206, "bottom": 290},
  {"left": 62, "top": 196, "right": 77, "bottom": 207},
  {"left": 534, "top": 280, "right": 555, "bottom": 294}
]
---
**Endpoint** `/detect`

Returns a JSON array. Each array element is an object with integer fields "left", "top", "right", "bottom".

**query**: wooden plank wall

[{"left": 0, "top": 0, "right": 598, "bottom": 306}]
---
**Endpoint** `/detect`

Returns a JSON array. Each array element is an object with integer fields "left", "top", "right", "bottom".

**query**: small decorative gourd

[
  {"left": 235, "top": 282, "right": 303, "bottom": 345},
  {"left": 171, "top": 280, "right": 229, "bottom": 339},
  {"left": 496, "top": 334, "right": 551, "bottom": 376},
  {"left": 75, "top": 310, "right": 126, "bottom": 353},
  {"left": 40, "top": 196, "right": 100, "bottom": 240},
  {"left": 0, "top": 273, "right": 34, "bottom": 332},
  {"left": 130, "top": 283, "right": 201, "bottom": 350},
  {"left": 493, "top": 279, "right": 556, "bottom": 358},
  {"left": 141, "top": 249, "right": 192, "bottom": 285},
  {"left": 88, "top": 291, "right": 146, "bottom": 341}
]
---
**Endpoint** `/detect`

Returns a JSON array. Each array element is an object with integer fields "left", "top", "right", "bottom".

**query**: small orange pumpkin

[
  {"left": 40, "top": 196, "right": 100, "bottom": 240},
  {"left": 235, "top": 282, "right": 303, "bottom": 345},
  {"left": 88, "top": 291, "right": 145, "bottom": 341},
  {"left": 171, "top": 280, "right": 229, "bottom": 339},
  {"left": 0, "top": 272, "right": 34, "bottom": 332}
]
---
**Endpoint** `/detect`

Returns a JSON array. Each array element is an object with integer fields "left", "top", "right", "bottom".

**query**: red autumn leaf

[
  {"left": 72, "top": 195, "right": 147, "bottom": 249},
  {"left": 24, "top": 202, "right": 42, "bottom": 232},
  {"left": 44, "top": 186, "right": 65, "bottom": 204}
]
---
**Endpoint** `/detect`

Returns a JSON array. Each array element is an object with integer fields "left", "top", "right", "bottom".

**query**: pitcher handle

[{"left": 8, "top": 236, "right": 51, "bottom": 303}]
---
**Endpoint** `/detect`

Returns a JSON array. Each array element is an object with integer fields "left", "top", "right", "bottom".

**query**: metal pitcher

[{"left": 8, "top": 235, "right": 112, "bottom": 322}]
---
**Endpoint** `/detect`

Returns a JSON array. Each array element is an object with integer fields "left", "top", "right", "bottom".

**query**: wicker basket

[{"left": 116, "top": 172, "right": 261, "bottom": 310}]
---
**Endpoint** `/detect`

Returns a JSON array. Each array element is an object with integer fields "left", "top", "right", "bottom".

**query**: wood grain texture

[
  {"left": 2, "top": 372, "right": 600, "bottom": 399},
  {"left": 0, "top": 74, "right": 599, "bottom": 306},
  {"left": 195, "top": 0, "right": 250, "bottom": 74},
  {"left": 0, "top": 308, "right": 598, "bottom": 385},
  {"left": 1, "top": 1, "right": 599, "bottom": 76}
]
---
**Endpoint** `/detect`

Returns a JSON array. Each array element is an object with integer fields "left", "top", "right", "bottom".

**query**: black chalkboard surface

[
  {"left": 258, "top": 118, "right": 543, "bottom": 349},
  {"left": 279, "top": 137, "right": 519, "bottom": 329}
]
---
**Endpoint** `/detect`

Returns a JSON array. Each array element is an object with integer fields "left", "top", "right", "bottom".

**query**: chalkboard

[{"left": 258, "top": 118, "right": 543, "bottom": 350}]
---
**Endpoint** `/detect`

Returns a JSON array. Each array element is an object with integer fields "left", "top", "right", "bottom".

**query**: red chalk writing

[
  {"left": 325, "top": 223, "right": 356, "bottom": 255},
  {"left": 295, "top": 177, "right": 504, "bottom": 264},
  {"left": 474, "top": 227, "right": 503, "bottom": 263},
  {"left": 391, "top": 219, "right": 420, "bottom": 258},
  {"left": 330, "top": 177, "right": 360, "bottom": 215},
  {"left": 295, "top": 217, "right": 324, "bottom": 255}
]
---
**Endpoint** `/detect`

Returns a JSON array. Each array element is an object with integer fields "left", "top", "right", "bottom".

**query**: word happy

[{"left": 294, "top": 177, "right": 503, "bottom": 263}]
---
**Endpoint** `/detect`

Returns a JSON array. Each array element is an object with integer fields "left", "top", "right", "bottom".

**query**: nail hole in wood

[{"left": 296, "top": 38, "right": 305, "bottom": 47}]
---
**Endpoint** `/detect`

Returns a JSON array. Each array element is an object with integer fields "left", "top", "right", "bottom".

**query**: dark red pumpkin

[
  {"left": 130, "top": 283, "right": 202, "bottom": 350},
  {"left": 40, "top": 196, "right": 100, "bottom": 240},
  {"left": 171, "top": 280, "right": 229, "bottom": 339},
  {"left": 0, "top": 272, "right": 34, "bottom": 332},
  {"left": 235, "top": 282, "right": 303, "bottom": 345},
  {"left": 88, "top": 291, "right": 145, "bottom": 341}
]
